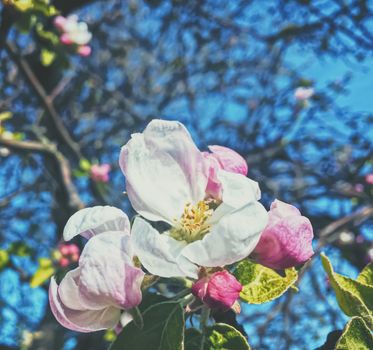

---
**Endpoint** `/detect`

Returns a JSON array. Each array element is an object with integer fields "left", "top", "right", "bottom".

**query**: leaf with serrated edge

[
  {"left": 109, "top": 302, "right": 184, "bottom": 350},
  {"left": 321, "top": 253, "right": 373, "bottom": 328},
  {"left": 184, "top": 324, "right": 250, "bottom": 350},
  {"left": 335, "top": 317, "right": 373, "bottom": 349},
  {"left": 357, "top": 262, "right": 373, "bottom": 286},
  {"left": 234, "top": 260, "right": 298, "bottom": 304}
]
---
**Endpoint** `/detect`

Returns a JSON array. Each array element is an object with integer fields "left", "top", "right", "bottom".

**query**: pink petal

[
  {"left": 60, "top": 33, "right": 73, "bottom": 45},
  {"left": 208, "top": 145, "right": 248, "bottom": 176},
  {"left": 254, "top": 200, "right": 314, "bottom": 269},
  {"left": 77, "top": 45, "right": 92, "bottom": 57},
  {"left": 49, "top": 278, "right": 121, "bottom": 333},
  {"left": 54, "top": 16, "right": 66, "bottom": 31}
]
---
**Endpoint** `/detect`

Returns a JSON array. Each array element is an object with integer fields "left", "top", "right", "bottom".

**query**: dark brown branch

[
  {"left": 4, "top": 42, "right": 83, "bottom": 160},
  {"left": 0, "top": 137, "right": 84, "bottom": 211}
]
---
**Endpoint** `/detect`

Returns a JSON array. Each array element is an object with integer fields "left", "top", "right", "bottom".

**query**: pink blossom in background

[
  {"left": 354, "top": 184, "right": 364, "bottom": 193},
  {"left": 54, "top": 15, "right": 92, "bottom": 56},
  {"left": 90, "top": 164, "right": 111, "bottom": 183},
  {"left": 253, "top": 199, "right": 314, "bottom": 269},
  {"left": 365, "top": 174, "right": 373, "bottom": 184},
  {"left": 203, "top": 145, "right": 248, "bottom": 199},
  {"left": 58, "top": 243, "right": 80, "bottom": 267},
  {"left": 294, "top": 87, "right": 314, "bottom": 101},
  {"left": 77, "top": 45, "right": 92, "bottom": 57},
  {"left": 50, "top": 206, "right": 144, "bottom": 332},
  {"left": 192, "top": 270, "right": 242, "bottom": 310}
]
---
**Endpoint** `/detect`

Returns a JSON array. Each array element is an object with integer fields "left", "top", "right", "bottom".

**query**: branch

[
  {"left": 0, "top": 137, "right": 84, "bottom": 211},
  {"left": 4, "top": 42, "right": 83, "bottom": 160}
]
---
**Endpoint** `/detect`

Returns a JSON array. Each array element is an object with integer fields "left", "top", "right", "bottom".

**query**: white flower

[
  {"left": 294, "top": 87, "right": 314, "bottom": 101},
  {"left": 55, "top": 15, "right": 92, "bottom": 46},
  {"left": 119, "top": 120, "right": 268, "bottom": 278}
]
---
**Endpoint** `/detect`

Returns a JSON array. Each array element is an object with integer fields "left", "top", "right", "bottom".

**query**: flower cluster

[
  {"left": 54, "top": 15, "right": 92, "bottom": 56},
  {"left": 49, "top": 119, "right": 314, "bottom": 332}
]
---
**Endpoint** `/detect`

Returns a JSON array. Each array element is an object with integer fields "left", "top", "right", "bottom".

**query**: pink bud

[
  {"left": 203, "top": 145, "right": 248, "bottom": 198},
  {"left": 59, "top": 244, "right": 70, "bottom": 256},
  {"left": 77, "top": 45, "right": 92, "bottom": 57},
  {"left": 90, "top": 164, "right": 111, "bottom": 183},
  {"left": 365, "top": 174, "right": 373, "bottom": 185},
  {"left": 253, "top": 199, "right": 314, "bottom": 269},
  {"left": 59, "top": 257, "right": 70, "bottom": 267},
  {"left": 54, "top": 16, "right": 67, "bottom": 31},
  {"left": 60, "top": 33, "right": 73, "bottom": 45},
  {"left": 68, "top": 244, "right": 80, "bottom": 255},
  {"left": 71, "top": 253, "right": 79, "bottom": 262},
  {"left": 192, "top": 271, "right": 242, "bottom": 310}
]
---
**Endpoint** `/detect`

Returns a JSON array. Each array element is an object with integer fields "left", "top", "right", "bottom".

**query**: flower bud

[
  {"left": 365, "top": 174, "right": 373, "bottom": 185},
  {"left": 77, "top": 45, "right": 92, "bottom": 57},
  {"left": 90, "top": 164, "right": 111, "bottom": 183},
  {"left": 192, "top": 271, "right": 242, "bottom": 310},
  {"left": 294, "top": 87, "right": 314, "bottom": 101},
  {"left": 253, "top": 199, "right": 314, "bottom": 269}
]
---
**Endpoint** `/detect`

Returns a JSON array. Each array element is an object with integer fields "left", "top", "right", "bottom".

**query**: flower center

[{"left": 170, "top": 200, "right": 216, "bottom": 243}]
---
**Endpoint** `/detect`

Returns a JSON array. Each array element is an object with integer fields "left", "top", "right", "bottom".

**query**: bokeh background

[{"left": 0, "top": 0, "right": 372, "bottom": 349}]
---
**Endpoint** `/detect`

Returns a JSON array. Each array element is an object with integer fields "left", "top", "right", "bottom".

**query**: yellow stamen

[{"left": 170, "top": 200, "right": 216, "bottom": 243}]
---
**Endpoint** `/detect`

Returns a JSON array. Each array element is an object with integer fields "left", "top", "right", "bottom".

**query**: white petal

[
  {"left": 182, "top": 202, "right": 268, "bottom": 267},
  {"left": 143, "top": 120, "right": 207, "bottom": 202},
  {"left": 218, "top": 170, "right": 261, "bottom": 209},
  {"left": 58, "top": 267, "right": 98, "bottom": 311},
  {"left": 131, "top": 217, "right": 192, "bottom": 277},
  {"left": 49, "top": 278, "right": 121, "bottom": 333},
  {"left": 63, "top": 206, "right": 130, "bottom": 241},
  {"left": 119, "top": 120, "right": 207, "bottom": 223},
  {"left": 78, "top": 232, "right": 143, "bottom": 310}
]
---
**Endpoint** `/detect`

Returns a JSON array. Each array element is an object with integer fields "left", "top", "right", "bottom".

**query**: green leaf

[
  {"left": 79, "top": 158, "right": 92, "bottom": 171},
  {"left": 0, "top": 250, "right": 10, "bottom": 270},
  {"left": 184, "top": 324, "right": 251, "bottom": 350},
  {"left": 0, "top": 112, "right": 12, "bottom": 122},
  {"left": 30, "top": 258, "right": 55, "bottom": 288},
  {"left": 40, "top": 49, "right": 56, "bottom": 66},
  {"left": 320, "top": 253, "right": 373, "bottom": 327},
  {"left": 12, "top": 0, "right": 34, "bottom": 12},
  {"left": 208, "top": 324, "right": 250, "bottom": 350},
  {"left": 185, "top": 328, "right": 204, "bottom": 350},
  {"left": 109, "top": 302, "right": 184, "bottom": 350},
  {"left": 335, "top": 317, "right": 373, "bottom": 349},
  {"left": 357, "top": 262, "right": 373, "bottom": 286},
  {"left": 234, "top": 259, "right": 298, "bottom": 304},
  {"left": 8, "top": 241, "right": 33, "bottom": 256}
]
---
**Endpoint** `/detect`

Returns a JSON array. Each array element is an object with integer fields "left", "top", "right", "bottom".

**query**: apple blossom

[
  {"left": 54, "top": 15, "right": 92, "bottom": 55},
  {"left": 192, "top": 270, "right": 242, "bottom": 310},
  {"left": 203, "top": 145, "right": 248, "bottom": 198},
  {"left": 58, "top": 243, "right": 80, "bottom": 267},
  {"left": 49, "top": 206, "right": 144, "bottom": 332},
  {"left": 119, "top": 119, "right": 268, "bottom": 278},
  {"left": 90, "top": 163, "right": 111, "bottom": 183},
  {"left": 253, "top": 199, "right": 314, "bottom": 269},
  {"left": 294, "top": 87, "right": 314, "bottom": 101},
  {"left": 365, "top": 174, "right": 373, "bottom": 185}
]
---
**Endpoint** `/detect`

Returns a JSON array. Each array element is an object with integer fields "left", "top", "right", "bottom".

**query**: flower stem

[{"left": 199, "top": 306, "right": 210, "bottom": 350}]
